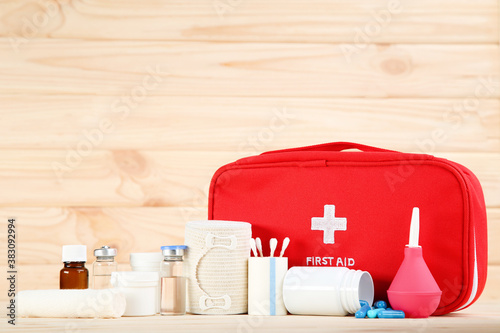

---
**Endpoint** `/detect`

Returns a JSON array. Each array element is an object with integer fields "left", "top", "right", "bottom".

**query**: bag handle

[{"left": 262, "top": 142, "right": 397, "bottom": 155}]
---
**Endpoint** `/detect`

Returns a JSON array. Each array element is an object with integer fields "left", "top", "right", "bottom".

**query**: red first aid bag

[{"left": 208, "top": 142, "right": 487, "bottom": 315}]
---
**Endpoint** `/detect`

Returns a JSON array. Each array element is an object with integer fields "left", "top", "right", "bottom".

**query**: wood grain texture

[
  {"left": 0, "top": 40, "right": 498, "bottom": 97},
  {"left": 488, "top": 209, "right": 500, "bottom": 265},
  {"left": 0, "top": 150, "right": 224, "bottom": 207},
  {"left": 0, "top": 96, "right": 498, "bottom": 152},
  {"left": 0, "top": 0, "right": 497, "bottom": 43},
  {"left": 1, "top": 301, "right": 499, "bottom": 332},
  {"left": 0, "top": 151, "right": 498, "bottom": 207},
  {"left": 0, "top": 207, "right": 206, "bottom": 264},
  {"left": 0, "top": 207, "right": 498, "bottom": 265}
]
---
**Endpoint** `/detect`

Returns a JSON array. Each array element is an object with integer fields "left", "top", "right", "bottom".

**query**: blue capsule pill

[
  {"left": 359, "top": 300, "right": 369, "bottom": 307},
  {"left": 367, "top": 308, "right": 384, "bottom": 318},
  {"left": 355, "top": 304, "right": 371, "bottom": 318},
  {"left": 374, "top": 300, "right": 387, "bottom": 309},
  {"left": 377, "top": 310, "right": 405, "bottom": 319}
]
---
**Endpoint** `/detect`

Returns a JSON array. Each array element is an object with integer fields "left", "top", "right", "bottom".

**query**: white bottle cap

[
  {"left": 62, "top": 245, "right": 87, "bottom": 262},
  {"left": 130, "top": 252, "right": 162, "bottom": 264},
  {"left": 129, "top": 252, "right": 163, "bottom": 272}
]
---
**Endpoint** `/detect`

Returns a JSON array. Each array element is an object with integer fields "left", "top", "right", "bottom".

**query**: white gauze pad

[{"left": 17, "top": 289, "right": 126, "bottom": 318}]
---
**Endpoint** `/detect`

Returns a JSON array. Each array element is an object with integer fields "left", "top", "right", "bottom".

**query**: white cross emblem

[{"left": 311, "top": 205, "right": 347, "bottom": 244}]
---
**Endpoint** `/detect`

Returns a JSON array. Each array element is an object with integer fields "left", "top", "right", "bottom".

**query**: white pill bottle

[{"left": 283, "top": 267, "right": 374, "bottom": 316}]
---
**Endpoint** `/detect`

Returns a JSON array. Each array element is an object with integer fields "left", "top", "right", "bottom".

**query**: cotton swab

[
  {"left": 279, "top": 237, "right": 290, "bottom": 257},
  {"left": 269, "top": 238, "right": 278, "bottom": 257},
  {"left": 249, "top": 238, "right": 258, "bottom": 257},
  {"left": 255, "top": 237, "right": 264, "bottom": 257}
]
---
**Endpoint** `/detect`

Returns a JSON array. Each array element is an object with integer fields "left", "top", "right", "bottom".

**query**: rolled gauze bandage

[{"left": 18, "top": 289, "right": 126, "bottom": 318}]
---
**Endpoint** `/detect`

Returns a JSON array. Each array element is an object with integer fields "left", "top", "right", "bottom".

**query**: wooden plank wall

[{"left": 0, "top": 0, "right": 498, "bottom": 303}]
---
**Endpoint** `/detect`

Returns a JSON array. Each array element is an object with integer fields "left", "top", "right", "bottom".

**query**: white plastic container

[
  {"left": 130, "top": 252, "right": 163, "bottom": 272},
  {"left": 283, "top": 267, "right": 374, "bottom": 316},
  {"left": 248, "top": 257, "right": 288, "bottom": 316},
  {"left": 130, "top": 252, "right": 162, "bottom": 313},
  {"left": 111, "top": 271, "right": 159, "bottom": 316}
]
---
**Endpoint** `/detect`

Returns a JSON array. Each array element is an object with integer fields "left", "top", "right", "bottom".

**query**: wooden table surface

[
  {"left": 0, "top": 0, "right": 499, "bottom": 289},
  {"left": 2, "top": 301, "right": 499, "bottom": 333}
]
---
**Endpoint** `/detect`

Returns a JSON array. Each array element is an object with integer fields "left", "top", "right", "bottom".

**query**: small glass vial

[
  {"left": 92, "top": 246, "right": 118, "bottom": 289},
  {"left": 160, "top": 245, "right": 187, "bottom": 315},
  {"left": 60, "top": 245, "right": 89, "bottom": 289}
]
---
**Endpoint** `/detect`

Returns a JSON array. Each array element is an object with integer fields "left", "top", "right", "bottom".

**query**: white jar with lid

[
  {"left": 283, "top": 267, "right": 374, "bottom": 316},
  {"left": 130, "top": 252, "right": 163, "bottom": 272},
  {"left": 129, "top": 252, "right": 162, "bottom": 313},
  {"left": 111, "top": 271, "right": 159, "bottom": 316}
]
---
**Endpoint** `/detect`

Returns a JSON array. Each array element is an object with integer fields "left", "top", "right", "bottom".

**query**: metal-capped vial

[
  {"left": 94, "top": 245, "right": 117, "bottom": 258},
  {"left": 161, "top": 245, "right": 187, "bottom": 258}
]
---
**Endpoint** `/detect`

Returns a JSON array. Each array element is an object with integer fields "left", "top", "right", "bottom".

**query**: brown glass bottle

[
  {"left": 60, "top": 245, "right": 89, "bottom": 289},
  {"left": 60, "top": 262, "right": 89, "bottom": 289}
]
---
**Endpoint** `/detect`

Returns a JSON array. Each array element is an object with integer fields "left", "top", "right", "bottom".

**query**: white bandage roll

[
  {"left": 17, "top": 289, "right": 126, "bottom": 318},
  {"left": 185, "top": 220, "right": 251, "bottom": 314}
]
